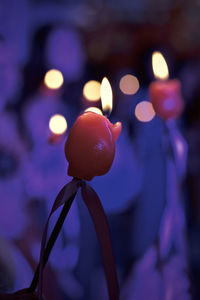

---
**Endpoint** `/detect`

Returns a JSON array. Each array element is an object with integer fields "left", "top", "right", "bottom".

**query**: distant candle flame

[
  {"left": 84, "top": 107, "right": 103, "bottom": 115},
  {"left": 49, "top": 114, "right": 67, "bottom": 135},
  {"left": 100, "top": 77, "right": 113, "bottom": 115},
  {"left": 44, "top": 69, "right": 64, "bottom": 89},
  {"left": 152, "top": 52, "right": 169, "bottom": 80},
  {"left": 119, "top": 74, "right": 140, "bottom": 95},
  {"left": 83, "top": 80, "right": 101, "bottom": 102},
  {"left": 135, "top": 101, "right": 156, "bottom": 122}
]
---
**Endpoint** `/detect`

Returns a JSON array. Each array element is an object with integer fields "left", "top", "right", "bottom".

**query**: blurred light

[
  {"left": 83, "top": 80, "right": 101, "bottom": 101},
  {"left": 152, "top": 52, "right": 169, "bottom": 80},
  {"left": 100, "top": 77, "right": 113, "bottom": 115},
  {"left": 119, "top": 74, "right": 140, "bottom": 95},
  {"left": 84, "top": 107, "right": 103, "bottom": 115},
  {"left": 135, "top": 101, "right": 156, "bottom": 122},
  {"left": 175, "top": 137, "right": 184, "bottom": 157},
  {"left": 49, "top": 114, "right": 67, "bottom": 135},
  {"left": 44, "top": 69, "right": 64, "bottom": 89}
]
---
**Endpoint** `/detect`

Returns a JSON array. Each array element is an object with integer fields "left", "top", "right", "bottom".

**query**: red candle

[
  {"left": 65, "top": 78, "right": 122, "bottom": 181},
  {"left": 149, "top": 52, "right": 184, "bottom": 120}
]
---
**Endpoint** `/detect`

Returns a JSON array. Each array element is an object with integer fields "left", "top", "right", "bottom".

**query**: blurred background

[{"left": 0, "top": 0, "right": 199, "bottom": 299}]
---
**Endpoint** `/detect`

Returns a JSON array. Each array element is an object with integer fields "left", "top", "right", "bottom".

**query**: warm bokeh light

[
  {"left": 135, "top": 101, "right": 156, "bottom": 122},
  {"left": 119, "top": 74, "right": 140, "bottom": 95},
  {"left": 83, "top": 80, "right": 101, "bottom": 101},
  {"left": 49, "top": 114, "right": 67, "bottom": 135},
  {"left": 84, "top": 107, "right": 103, "bottom": 115},
  {"left": 152, "top": 51, "right": 169, "bottom": 80},
  {"left": 44, "top": 69, "right": 64, "bottom": 89},
  {"left": 100, "top": 77, "right": 113, "bottom": 115}
]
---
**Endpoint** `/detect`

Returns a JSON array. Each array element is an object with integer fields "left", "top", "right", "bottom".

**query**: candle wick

[{"left": 103, "top": 108, "right": 111, "bottom": 118}]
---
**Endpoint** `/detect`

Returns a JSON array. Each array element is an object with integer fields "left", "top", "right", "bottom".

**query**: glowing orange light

[
  {"left": 49, "top": 114, "right": 67, "bottom": 135},
  {"left": 44, "top": 69, "right": 64, "bottom": 89},
  {"left": 152, "top": 52, "right": 169, "bottom": 80},
  {"left": 100, "top": 77, "right": 113, "bottom": 115},
  {"left": 84, "top": 107, "right": 103, "bottom": 115},
  {"left": 83, "top": 80, "right": 101, "bottom": 102},
  {"left": 135, "top": 101, "right": 156, "bottom": 122},
  {"left": 119, "top": 74, "right": 140, "bottom": 95}
]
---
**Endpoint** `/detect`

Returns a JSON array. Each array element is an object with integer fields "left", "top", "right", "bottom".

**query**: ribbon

[
  {"left": 29, "top": 178, "right": 81, "bottom": 299},
  {"left": 81, "top": 182, "right": 119, "bottom": 300}
]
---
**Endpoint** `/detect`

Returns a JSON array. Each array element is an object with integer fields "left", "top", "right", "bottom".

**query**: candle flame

[
  {"left": 152, "top": 51, "right": 169, "bottom": 80},
  {"left": 100, "top": 77, "right": 113, "bottom": 115},
  {"left": 49, "top": 114, "right": 67, "bottom": 135}
]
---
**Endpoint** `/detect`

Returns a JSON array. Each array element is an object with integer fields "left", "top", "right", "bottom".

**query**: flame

[
  {"left": 84, "top": 107, "right": 103, "bottom": 115},
  {"left": 49, "top": 114, "right": 67, "bottom": 135},
  {"left": 100, "top": 77, "right": 113, "bottom": 115},
  {"left": 152, "top": 51, "right": 169, "bottom": 80}
]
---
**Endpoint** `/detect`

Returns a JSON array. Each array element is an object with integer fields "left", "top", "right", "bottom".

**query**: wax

[
  {"left": 149, "top": 79, "right": 184, "bottom": 120},
  {"left": 65, "top": 112, "right": 121, "bottom": 181}
]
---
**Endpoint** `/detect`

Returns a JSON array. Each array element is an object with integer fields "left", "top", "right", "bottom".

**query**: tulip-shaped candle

[
  {"left": 65, "top": 78, "right": 121, "bottom": 180},
  {"left": 149, "top": 52, "right": 184, "bottom": 120}
]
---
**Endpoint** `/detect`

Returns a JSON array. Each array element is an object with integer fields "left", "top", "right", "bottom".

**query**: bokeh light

[
  {"left": 49, "top": 114, "right": 67, "bottom": 135},
  {"left": 152, "top": 52, "right": 169, "bottom": 80},
  {"left": 135, "top": 101, "right": 156, "bottom": 122},
  {"left": 83, "top": 80, "right": 101, "bottom": 101},
  {"left": 119, "top": 74, "right": 140, "bottom": 95},
  {"left": 84, "top": 107, "right": 103, "bottom": 115},
  {"left": 44, "top": 69, "right": 64, "bottom": 89}
]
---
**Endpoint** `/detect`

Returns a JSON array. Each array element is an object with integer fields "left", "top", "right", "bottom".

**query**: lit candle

[
  {"left": 148, "top": 52, "right": 190, "bottom": 297},
  {"left": 65, "top": 77, "right": 122, "bottom": 180},
  {"left": 149, "top": 51, "right": 184, "bottom": 120}
]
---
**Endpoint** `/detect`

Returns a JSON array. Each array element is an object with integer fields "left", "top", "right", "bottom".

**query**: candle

[
  {"left": 65, "top": 77, "right": 122, "bottom": 180},
  {"left": 149, "top": 52, "right": 184, "bottom": 120},
  {"left": 148, "top": 52, "right": 190, "bottom": 299}
]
